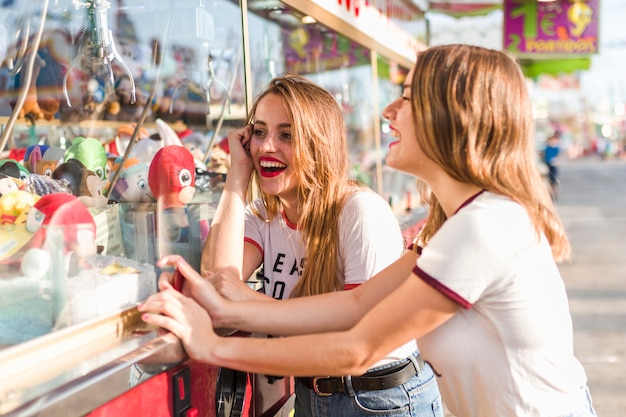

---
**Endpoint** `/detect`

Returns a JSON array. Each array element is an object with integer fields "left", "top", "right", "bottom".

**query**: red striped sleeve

[
  {"left": 244, "top": 237, "right": 264, "bottom": 257},
  {"left": 412, "top": 265, "right": 472, "bottom": 309}
]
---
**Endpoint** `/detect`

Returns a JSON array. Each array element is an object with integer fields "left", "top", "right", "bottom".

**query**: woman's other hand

[
  {"left": 205, "top": 270, "right": 268, "bottom": 302},
  {"left": 153, "top": 255, "right": 230, "bottom": 328},
  {"left": 138, "top": 280, "right": 218, "bottom": 363}
]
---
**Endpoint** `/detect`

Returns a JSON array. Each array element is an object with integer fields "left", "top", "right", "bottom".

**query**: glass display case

[{"left": 0, "top": 0, "right": 427, "bottom": 416}]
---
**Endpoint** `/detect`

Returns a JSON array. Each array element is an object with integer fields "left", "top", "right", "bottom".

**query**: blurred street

[{"left": 556, "top": 156, "right": 626, "bottom": 417}]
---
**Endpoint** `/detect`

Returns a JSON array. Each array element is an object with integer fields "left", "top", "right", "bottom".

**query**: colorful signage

[
  {"left": 310, "top": 0, "right": 426, "bottom": 62},
  {"left": 284, "top": 27, "right": 370, "bottom": 74},
  {"left": 504, "top": 0, "right": 599, "bottom": 57}
]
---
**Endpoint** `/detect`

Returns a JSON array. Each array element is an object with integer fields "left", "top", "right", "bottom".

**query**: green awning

[
  {"left": 427, "top": 2, "right": 501, "bottom": 17},
  {"left": 520, "top": 58, "right": 591, "bottom": 78}
]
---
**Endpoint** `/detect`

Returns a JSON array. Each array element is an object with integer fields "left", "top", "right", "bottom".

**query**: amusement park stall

[{"left": 0, "top": 1, "right": 427, "bottom": 416}]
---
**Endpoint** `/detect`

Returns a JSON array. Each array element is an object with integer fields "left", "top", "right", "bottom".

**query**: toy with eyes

[
  {"left": 64, "top": 137, "right": 109, "bottom": 181},
  {"left": 148, "top": 145, "right": 196, "bottom": 209},
  {"left": 53, "top": 159, "right": 108, "bottom": 208},
  {"left": 24, "top": 145, "right": 49, "bottom": 173},
  {"left": 0, "top": 173, "right": 24, "bottom": 196},
  {"left": 110, "top": 124, "right": 150, "bottom": 157},
  {"left": 19, "top": 193, "right": 97, "bottom": 279},
  {"left": 0, "top": 159, "right": 30, "bottom": 181},
  {"left": 109, "top": 160, "right": 153, "bottom": 203},
  {"left": 25, "top": 193, "right": 96, "bottom": 250},
  {"left": 0, "top": 190, "right": 40, "bottom": 225},
  {"left": 30, "top": 146, "right": 65, "bottom": 178},
  {"left": 148, "top": 145, "right": 195, "bottom": 247}
]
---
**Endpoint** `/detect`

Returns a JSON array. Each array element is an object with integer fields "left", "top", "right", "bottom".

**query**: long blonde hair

[
  {"left": 412, "top": 45, "right": 570, "bottom": 261},
  {"left": 247, "top": 74, "right": 360, "bottom": 297}
]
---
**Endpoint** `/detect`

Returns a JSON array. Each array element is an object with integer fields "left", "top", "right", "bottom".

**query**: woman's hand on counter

[
  {"left": 205, "top": 270, "right": 272, "bottom": 303},
  {"left": 138, "top": 282, "right": 218, "bottom": 363},
  {"left": 152, "top": 255, "right": 229, "bottom": 327}
]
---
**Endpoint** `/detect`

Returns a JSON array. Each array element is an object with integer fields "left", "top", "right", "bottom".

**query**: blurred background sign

[{"left": 504, "top": 0, "right": 599, "bottom": 58}]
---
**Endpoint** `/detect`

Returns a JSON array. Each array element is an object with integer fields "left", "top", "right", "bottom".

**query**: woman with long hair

[
  {"left": 197, "top": 74, "right": 442, "bottom": 417},
  {"left": 140, "top": 45, "right": 595, "bottom": 417}
]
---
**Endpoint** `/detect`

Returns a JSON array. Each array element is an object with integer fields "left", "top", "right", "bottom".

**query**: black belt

[{"left": 296, "top": 355, "right": 424, "bottom": 396}]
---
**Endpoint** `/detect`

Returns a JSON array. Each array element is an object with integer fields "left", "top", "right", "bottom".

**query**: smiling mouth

[{"left": 259, "top": 160, "right": 287, "bottom": 177}]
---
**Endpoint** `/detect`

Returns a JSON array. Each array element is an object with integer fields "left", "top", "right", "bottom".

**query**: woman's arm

[
  {"left": 140, "top": 256, "right": 458, "bottom": 377},
  {"left": 153, "top": 251, "right": 419, "bottom": 335},
  {"left": 201, "top": 125, "right": 261, "bottom": 281}
]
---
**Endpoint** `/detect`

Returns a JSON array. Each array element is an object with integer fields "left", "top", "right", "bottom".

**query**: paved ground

[
  {"left": 556, "top": 156, "right": 626, "bottom": 417},
  {"left": 441, "top": 156, "right": 625, "bottom": 417}
]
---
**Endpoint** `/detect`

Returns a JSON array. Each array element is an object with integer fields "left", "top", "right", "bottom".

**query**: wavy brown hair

[
  {"left": 412, "top": 45, "right": 570, "bottom": 261},
  {"left": 247, "top": 74, "right": 361, "bottom": 297}
]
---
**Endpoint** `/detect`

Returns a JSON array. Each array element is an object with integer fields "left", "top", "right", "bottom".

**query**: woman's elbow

[{"left": 334, "top": 335, "right": 381, "bottom": 376}]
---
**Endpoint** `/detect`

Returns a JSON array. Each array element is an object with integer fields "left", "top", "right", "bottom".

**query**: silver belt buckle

[{"left": 312, "top": 376, "right": 333, "bottom": 396}]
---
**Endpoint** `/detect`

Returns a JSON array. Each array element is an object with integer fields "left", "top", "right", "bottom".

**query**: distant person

[
  {"left": 595, "top": 136, "right": 607, "bottom": 160},
  {"left": 140, "top": 45, "right": 596, "bottom": 417},
  {"left": 544, "top": 131, "right": 561, "bottom": 199}
]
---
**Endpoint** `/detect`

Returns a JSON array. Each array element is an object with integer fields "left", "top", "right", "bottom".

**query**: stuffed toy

[
  {"left": 53, "top": 159, "right": 108, "bottom": 208},
  {"left": 109, "top": 123, "right": 150, "bottom": 156},
  {"left": 0, "top": 189, "right": 40, "bottom": 224},
  {"left": 148, "top": 145, "right": 196, "bottom": 248},
  {"left": 0, "top": 159, "right": 29, "bottom": 181},
  {"left": 25, "top": 193, "right": 96, "bottom": 257},
  {"left": 109, "top": 160, "right": 153, "bottom": 203},
  {"left": 14, "top": 51, "right": 46, "bottom": 121},
  {"left": 0, "top": 173, "right": 24, "bottom": 196},
  {"left": 64, "top": 137, "right": 109, "bottom": 181},
  {"left": 148, "top": 145, "right": 196, "bottom": 209},
  {"left": 24, "top": 145, "right": 49, "bottom": 173},
  {"left": 31, "top": 147, "right": 65, "bottom": 178}
]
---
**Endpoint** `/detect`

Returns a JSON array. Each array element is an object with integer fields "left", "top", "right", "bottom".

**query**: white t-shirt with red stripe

[
  {"left": 244, "top": 189, "right": 417, "bottom": 364},
  {"left": 414, "top": 191, "right": 589, "bottom": 417}
]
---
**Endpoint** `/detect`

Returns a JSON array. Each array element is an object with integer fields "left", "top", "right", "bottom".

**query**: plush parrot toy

[
  {"left": 148, "top": 145, "right": 196, "bottom": 249},
  {"left": 148, "top": 145, "right": 196, "bottom": 209}
]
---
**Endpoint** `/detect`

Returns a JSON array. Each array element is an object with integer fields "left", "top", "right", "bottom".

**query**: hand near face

[{"left": 227, "top": 124, "right": 254, "bottom": 177}]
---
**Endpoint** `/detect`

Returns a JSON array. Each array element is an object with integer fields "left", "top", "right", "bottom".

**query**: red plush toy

[
  {"left": 25, "top": 193, "right": 97, "bottom": 256},
  {"left": 148, "top": 145, "right": 196, "bottom": 209}
]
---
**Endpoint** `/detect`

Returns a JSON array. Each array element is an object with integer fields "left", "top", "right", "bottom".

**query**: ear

[
  {"left": 156, "top": 118, "right": 184, "bottom": 147},
  {"left": 29, "top": 146, "right": 43, "bottom": 174}
]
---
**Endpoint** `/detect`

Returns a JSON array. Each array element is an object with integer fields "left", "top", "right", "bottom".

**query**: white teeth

[{"left": 260, "top": 161, "right": 286, "bottom": 168}]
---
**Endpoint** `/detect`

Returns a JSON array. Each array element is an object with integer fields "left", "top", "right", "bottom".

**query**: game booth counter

[
  {"left": 0, "top": 192, "right": 295, "bottom": 417},
  {"left": 0, "top": 0, "right": 430, "bottom": 416}
]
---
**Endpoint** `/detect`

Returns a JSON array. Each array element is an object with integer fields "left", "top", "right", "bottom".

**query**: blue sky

[{"left": 579, "top": 0, "right": 626, "bottom": 110}]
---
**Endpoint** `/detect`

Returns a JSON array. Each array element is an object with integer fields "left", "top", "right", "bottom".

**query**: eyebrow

[{"left": 254, "top": 120, "right": 292, "bottom": 129}]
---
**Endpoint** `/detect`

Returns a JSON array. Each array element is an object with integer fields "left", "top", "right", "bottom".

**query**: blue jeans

[{"left": 294, "top": 351, "right": 443, "bottom": 417}]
